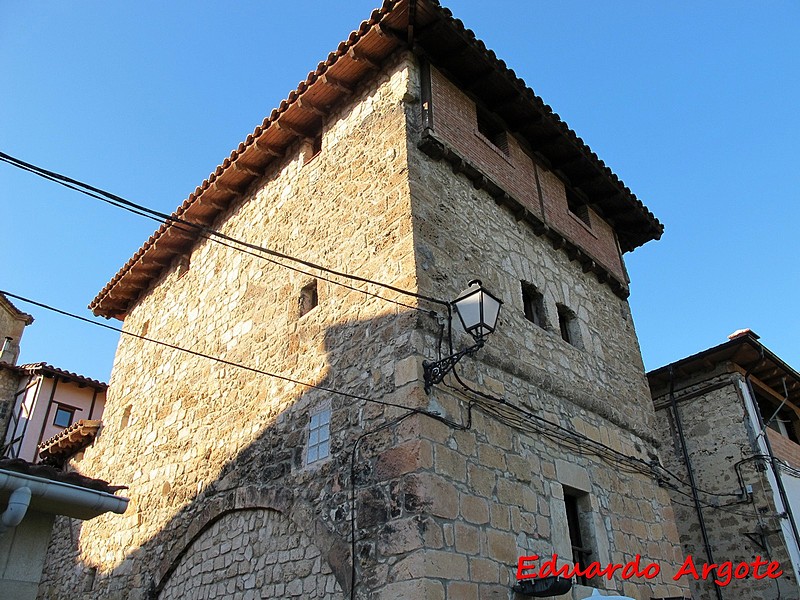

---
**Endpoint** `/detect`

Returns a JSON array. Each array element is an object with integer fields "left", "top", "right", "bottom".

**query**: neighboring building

[
  {"left": 649, "top": 330, "right": 800, "bottom": 599},
  {"left": 2, "top": 363, "right": 107, "bottom": 463},
  {"left": 0, "top": 458, "right": 128, "bottom": 600},
  {"left": 0, "top": 292, "right": 34, "bottom": 432},
  {"left": 39, "top": 2, "right": 689, "bottom": 599}
]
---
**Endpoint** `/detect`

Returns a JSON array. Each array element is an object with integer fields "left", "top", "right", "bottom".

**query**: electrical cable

[
  {"left": 441, "top": 351, "right": 746, "bottom": 501},
  {"left": 347, "top": 388, "right": 472, "bottom": 599},
  {"left": 0, "top": 151, "right": 448, "bottom": 313},
  {"left": 3, "top": 155, "right": 424, "bottom": 314},
  {"left": 1, "top": 290, "right": 419, "bottom": 414}
]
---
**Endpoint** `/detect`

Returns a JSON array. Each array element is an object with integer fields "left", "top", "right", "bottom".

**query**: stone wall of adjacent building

[
  {"left": 39, "top": 51, "right": 688, "bottom": 600},
  {"left": 0, "top": 298, "right": 28, "bottom": 437},
  {"left": 0, "top": 366, "right": 21, "bottom": 442},
  {"left": 653, "top": 371, "right": 800, "bottom": 599}
]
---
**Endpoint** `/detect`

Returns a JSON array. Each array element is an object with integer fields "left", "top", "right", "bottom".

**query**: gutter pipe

[
  {"left": 0, "top": 469, "right": 128, "bottom": 527},
  {"left": 0, "top": 486, "right": 31, "bottom": 534}
]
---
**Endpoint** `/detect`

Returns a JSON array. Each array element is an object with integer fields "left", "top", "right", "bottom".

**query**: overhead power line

[
  {"left": 1, "top": 290, "right": 426, "bottom": 413},
  {"left": 0, "top": 151, "right": 448, "bottom": 313}
]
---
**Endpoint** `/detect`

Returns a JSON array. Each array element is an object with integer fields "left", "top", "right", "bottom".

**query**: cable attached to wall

[{"left": 0, "top": 151, "right": 449, "bottom": 315}]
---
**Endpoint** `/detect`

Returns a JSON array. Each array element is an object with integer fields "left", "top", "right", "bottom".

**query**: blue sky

[{"left": 2, "top": 1, "right": 798, "bottom": 382}]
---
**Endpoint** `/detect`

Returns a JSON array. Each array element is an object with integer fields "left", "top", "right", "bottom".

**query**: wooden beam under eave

[
  {"left": 320, "top": 74, "right": 354, "bottom": 95},
  {"left": 463, "top": 67, "right": 497, "bottom": 94},
  {"left": 549, "top": 153, "right": 585, "bottom": 172},
  {"left": 212, "top": 180, "right": 243, "bottom": 196},
  {"left": 232, "top": 162, "right": 262, "bottom": 178},
  {"left": 489, "top": 93, "right": 523, "bottom": 114},
  {"left": 201, "top": 196, "right": 231, "bottom": 211},
  {"left": 139, "top": 255, "right": 171, "bottom": 268},
  {"left": 347, "top": 47, "right": 380, "bottom": 70},
  {"left": 254, "top": 137, "right": 284, "bottom": 158},
  {"left": 296, "top": 98, "right": 329, "bottom": 118},
  {"left": 274, "top": 120, "right": 315, "bottom": 140}
]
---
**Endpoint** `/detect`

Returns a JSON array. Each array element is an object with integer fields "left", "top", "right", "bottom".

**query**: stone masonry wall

[
  {"left": 401, "top": 59, "right": 688, "bottom": 599},
  {"left": 653, "top": 373, "right": 799, "bottom": 599},
  {"left": 39, "top": 49, "right": 690, "bottom": 600},
  {"left": 38, "top": 52, "right": 428, "bottom": 600},
  {"left": 0, "top": 299, "right": 27, "bottom": 364},
  {"left": 0, "top": 366, "right": 22, "bottom": 444}
]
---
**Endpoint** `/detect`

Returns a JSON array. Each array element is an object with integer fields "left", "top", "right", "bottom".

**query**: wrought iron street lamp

[{"left": 422, "top": 280, "right": 503, "bottom": 393}]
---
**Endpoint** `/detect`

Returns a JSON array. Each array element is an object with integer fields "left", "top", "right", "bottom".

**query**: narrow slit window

[
  {"left": 298, "top": 280, "right": 318, "bottom": 318},
  {"left": 307, "top": 407, "right": 331, "bottom": 465},
  {"left": 557, "top": 304, "right": 581, "bottom": 348},
  {"left": 521, "top": 281, "right": 546, "bottom": 329},
  {"left": 304, "top": 133, "right": 322, "bottom": 164},
  {"left": 564, "top": 491, "right": 594, "bottom": 585}
]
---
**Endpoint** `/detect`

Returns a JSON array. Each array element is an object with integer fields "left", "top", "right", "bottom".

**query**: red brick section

[
  {"left": 429, "top": 66, "right": 626, "bottom": 281},
  {"left": 767, "top": 428, "right": 800, "bottom": 470}
]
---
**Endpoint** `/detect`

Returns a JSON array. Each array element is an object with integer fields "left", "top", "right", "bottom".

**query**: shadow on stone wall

[{"left": 38, "top": 308, "right": 437, "bottom": 600}]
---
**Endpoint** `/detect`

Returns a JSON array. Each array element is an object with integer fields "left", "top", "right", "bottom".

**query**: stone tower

[{"left": 39, "top": 2, "right": 689, "bottom": 599}]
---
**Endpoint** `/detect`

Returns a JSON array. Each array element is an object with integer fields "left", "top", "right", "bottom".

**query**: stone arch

[{"left": 153, "top": 486, "right": 348, "bottom": 599}]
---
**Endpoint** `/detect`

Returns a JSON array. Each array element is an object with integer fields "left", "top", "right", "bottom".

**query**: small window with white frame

[{"left": 307, "top": 407, "right": 331, "bottom": 465}]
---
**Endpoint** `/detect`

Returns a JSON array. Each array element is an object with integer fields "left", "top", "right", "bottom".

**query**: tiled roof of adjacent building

[
  {"left": 38, "top": 419, "right": 103, "bottom": 465},
  {"left": 90, "top": 0, "right": 663, "bottom": 320},
  {"left": 16, "top": 362, "right": 108, "bottom": 390},
  {"left": 0, "top": 291, "right": 34, "bottom": 325},
  {"left": 647, "top": 330, "right": 800, "bottom": 406}
]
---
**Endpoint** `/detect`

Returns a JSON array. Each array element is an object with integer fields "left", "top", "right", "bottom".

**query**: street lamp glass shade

[{"left": 453, "top": 280, "right": 503, "bottom": 340}]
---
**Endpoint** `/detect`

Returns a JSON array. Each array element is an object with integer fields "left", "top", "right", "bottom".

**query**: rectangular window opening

[
  {"left": 557, "top": 304, "right": 578, "bottom": 346},
  {"left": 307, "top": 407, "right": 331, "bottom": 465},
  {"left": 521, "top": 281, "right": 546, "bottom": 329},
  {"left": 564, "top": 490, "right": 594, "bottom": 586},
  {"left": 53, "top": 406, "right": 75, "bottom": 429},
  {"left": 755, "top": 391, "right": 800, "bottom": 443},
  {"left": 567, "top": 189, "right": 591, "bottom": 227},
  {"left": 304, "top": 133, "right": 322, "bottom": 164},
  {"left": 476, "top": 106, "right": 509, "bottom": 154}
]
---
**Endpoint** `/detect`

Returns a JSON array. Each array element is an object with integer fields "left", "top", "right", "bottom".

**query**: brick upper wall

[{"left": 429, "top": 66, "right": 625, "bottom": 282}]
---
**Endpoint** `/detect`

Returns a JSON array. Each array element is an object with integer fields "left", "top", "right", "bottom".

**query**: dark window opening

[
  {"left": 304, "top": 133, "right": 322, "bottom": 164},
  {"left": 299, "top": 280, "right": 318, "bottom": 318},
  {"left": 177, "top": 255, "right": 190, "bottom": 279},
  {"left": 756, "top": 391, "right": 799, "bottom": 443},
  {"left": 565, "top": 494, "right": 590, "bottom": 584},
  {"left": 565, "top": 491, "right": 593, "bottom": 586},
  {"left": 521, "top": 281, "right": 546, "bottom": 328},
  {"left": 53, "top": 406, "right": 75, "bottom": 429},
  {"left": 476, "top": 107, "right": 509, "bottom": 154},
  {"left": 557, "top": 304, "right": 579, "bottom": 347},
  {"left": 567, "top": 189, "right": 591, "bottom": 227}
]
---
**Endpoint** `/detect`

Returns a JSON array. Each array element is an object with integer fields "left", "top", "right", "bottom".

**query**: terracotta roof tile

[
  {"left": 0, "top": 292, "right": 34, "bottom": 325},
  {"left": 38, "top": 419, "right": 103, "bottom": 465},
  {"left": 17, "top": 362, "right": 107, "bottom": 389}
]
